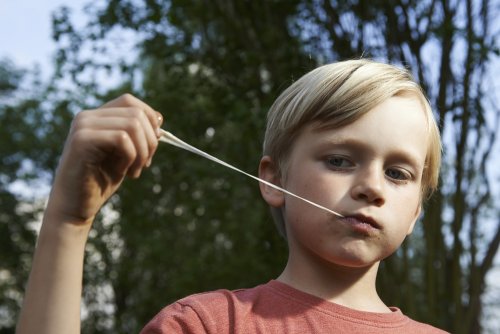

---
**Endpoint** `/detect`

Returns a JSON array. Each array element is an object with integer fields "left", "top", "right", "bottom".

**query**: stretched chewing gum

[{"left": 159, "top": 128, "right": 344, "bottom": 218}]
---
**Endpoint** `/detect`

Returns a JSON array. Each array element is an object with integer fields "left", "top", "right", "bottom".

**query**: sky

[
  {"left": 1, "top": 0, "right": 90, "bottom": 198},
  {"left": 0, "top": 0, "right": 88, "bottom": 74}
]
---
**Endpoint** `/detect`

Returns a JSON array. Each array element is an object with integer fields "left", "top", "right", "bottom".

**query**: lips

[{"left": 341, "top": 214, "right": 382, "bottom": 230}]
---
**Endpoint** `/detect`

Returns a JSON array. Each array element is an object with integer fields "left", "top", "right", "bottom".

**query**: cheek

[
  {"left": 284, "top": 209, "right": 335, "bottom": 253},
  {"left": 384, "top": 187, "right": 422, "bottom": 237},
  {"left": 392, "top": 184, "right": 421, "bottom": 210},
  {"left": 286, "top": 163, "right": 331, "bottom": 198},
  {"left": 392, "top": 200, "right": 420, "bottom": 236}
]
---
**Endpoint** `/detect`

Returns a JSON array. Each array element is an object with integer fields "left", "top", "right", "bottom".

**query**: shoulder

[
  {"left": 140, "top": 282, "right": 274, "bottom": 334},
  {"left": 404, "top": 321, "right": 449, "bottom": 333},
  {"left": 393, "top": 309, "right": 449, "bottom": 334},
  {"left": 172, "top": 281, "right": 273, "bottom": 314}
]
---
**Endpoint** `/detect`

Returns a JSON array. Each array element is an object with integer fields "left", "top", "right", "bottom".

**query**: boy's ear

[
  {"left": 406, "top": 204, "right": 422, "bottom": 235},
  {"left": 258, "top": 156, "right": 285, "bottom": 208}
]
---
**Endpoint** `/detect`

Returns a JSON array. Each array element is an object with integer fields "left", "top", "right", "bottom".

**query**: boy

[{"left": 17, "top": 59, "right": 447, "bottom": 333}]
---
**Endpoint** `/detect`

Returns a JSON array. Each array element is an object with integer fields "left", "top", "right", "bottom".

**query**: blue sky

[{"left": 1, "top": 0, "right": 88, "bottom": 73}]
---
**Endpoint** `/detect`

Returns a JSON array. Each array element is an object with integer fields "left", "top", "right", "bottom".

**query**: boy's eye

[
  {"left": 326, "top": 156, "right": 353, "bottom": 168},
  {"left": 385, "top": 168, "right": 410, "bottom": 181}
]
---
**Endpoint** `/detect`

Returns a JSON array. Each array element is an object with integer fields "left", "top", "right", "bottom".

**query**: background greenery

[{"left": 1, "top": 0, "right": 499, "bottom": 333}]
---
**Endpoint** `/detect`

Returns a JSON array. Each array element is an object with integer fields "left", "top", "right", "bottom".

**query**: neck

[{"left": 277, "top": 251, "right": 390, "bottom": 313}]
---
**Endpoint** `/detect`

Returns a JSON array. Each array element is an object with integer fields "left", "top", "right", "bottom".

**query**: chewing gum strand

[{"left": 159, "top": 128, "right": 344, "bottom": 218}]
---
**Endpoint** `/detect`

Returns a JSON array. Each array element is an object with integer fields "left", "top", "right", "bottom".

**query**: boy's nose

[{"left": 350, "top": 167, "right": 385, "bottom": 206}]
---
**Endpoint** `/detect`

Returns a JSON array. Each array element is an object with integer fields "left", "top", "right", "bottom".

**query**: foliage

[
  {"left": 1, "top": 0, "right": 499, "bottom": 333},
  {"left": 0, "top": 60, "right": 78, "bottom": 332},
  {"left": 0, "top": 60, "right": 36, "bottom": 332}
]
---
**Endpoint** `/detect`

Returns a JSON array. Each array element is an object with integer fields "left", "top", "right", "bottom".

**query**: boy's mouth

[{"left": 341, "top": 214, "right": 381, "bottom": 230}]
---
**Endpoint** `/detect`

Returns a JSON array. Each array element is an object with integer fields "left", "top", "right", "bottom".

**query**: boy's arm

[{"left": 16, "top": 94, "right": 162, "bottom": 334}]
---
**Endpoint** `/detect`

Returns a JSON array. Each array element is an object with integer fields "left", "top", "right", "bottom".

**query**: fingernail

[
  {"left": 134, "top": 169, "right": 142, "bottom": 179},
  {"left": 156, "top": 127, "right": 161, "bottom": 137},
  {"left": 157, "top": 113, "right": 163, "bottom": 126}
]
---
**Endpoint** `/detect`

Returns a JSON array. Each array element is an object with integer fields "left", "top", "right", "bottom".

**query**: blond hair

[{"left": 263, "top": 59, "right": 441, "bottom": 238}]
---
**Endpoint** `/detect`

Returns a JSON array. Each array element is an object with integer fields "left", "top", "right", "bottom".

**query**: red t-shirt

[{"left": 141, "top": 280, "right": 448, "bottom": 333}]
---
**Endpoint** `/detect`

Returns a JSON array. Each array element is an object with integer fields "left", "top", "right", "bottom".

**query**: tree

[
  {"left": 0, "top": 58, "right": 88, "bottom": 333},
  {"left": 4, "top": 0, "right": 499, "bottom": 332},
  {"left": 0, "top": 59, "right": 36, "bottom": 332}
]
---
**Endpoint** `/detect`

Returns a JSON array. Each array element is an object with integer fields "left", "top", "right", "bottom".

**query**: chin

[{"left": 326, "top": 252, "right": 383, "bottom": 269}]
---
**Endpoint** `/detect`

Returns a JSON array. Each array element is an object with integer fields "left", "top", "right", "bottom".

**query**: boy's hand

[{"left": 47, "top": 94, "right": 162, "bottom": 226}]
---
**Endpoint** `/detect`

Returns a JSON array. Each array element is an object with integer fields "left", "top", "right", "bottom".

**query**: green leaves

[{"left": 2, "top": 0, "right": 499, "bottom": 332}]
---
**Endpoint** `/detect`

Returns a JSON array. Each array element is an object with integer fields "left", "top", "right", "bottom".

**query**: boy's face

[{"left": 262, "top": 95, "right": 428, "bottom": 269}]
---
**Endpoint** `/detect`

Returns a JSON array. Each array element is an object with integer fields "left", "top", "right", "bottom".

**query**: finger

[
  {"left": 89, "top": 115, "right": 156, "bottom": 169},
  {"left": 84, "top": 107, "right": 158, "bottom": 134},
  {"left": 149, "top": 111, "right": 164, "bottom": 164},
  {"left": 69, "top": 128, "right": 138, "bottom": 179},
  {"left": 75, "top": 108, "right": 160, "bottom": 167},
  {"left": 99, "top": 94, "right": 160, "bottom": 135},
  {"left": 156, "top": 111, "right": 164, "bottom": 129},
  {"left": 100, "top": 93, "right": 150, "bottom": 110}
]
